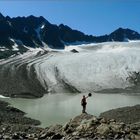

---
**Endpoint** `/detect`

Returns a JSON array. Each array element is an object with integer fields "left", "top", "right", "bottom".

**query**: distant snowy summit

[{"left": 0, "top": 12, "right": 140, "bottom": 59}]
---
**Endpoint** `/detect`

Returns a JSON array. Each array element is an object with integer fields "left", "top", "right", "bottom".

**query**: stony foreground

[
  {"left": 0, "top": 100, "right": 140, "bottom": 139},
  {"left": 0, "top": 101, "right": 40, "bottom": 126},
  {"left": 1, "top": 113, "right": 140, "bottom": 140},
  {"left": 41, "top": 113, "right": 140, "bottom": 140}
]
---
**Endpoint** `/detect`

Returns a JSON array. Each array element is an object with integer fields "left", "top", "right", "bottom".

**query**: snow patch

[
  {"left": 35, "top": 23, "right": 45, "bottom": 40},
  {"left": 35, "top": 25, "right": 51, "bottom": 48},
  {"left": 0, "top": 47, "right": 9, "bottom": 51},
  {"left": 10, "top": 38, "right": 19, "bottom": 51},
  {"left": 0, "top": 95, "right": 9, "bottom": 98},
  {"left": 41, "top": 24, "right": 45, "bottom": 29}
]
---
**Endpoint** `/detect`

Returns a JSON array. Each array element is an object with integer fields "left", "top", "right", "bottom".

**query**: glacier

[
  {"left": 34, "top": 41, "right": 140, "bottom": 93},
  {"left": 0, "top": 41, "right": 140, "bottom": 97}
]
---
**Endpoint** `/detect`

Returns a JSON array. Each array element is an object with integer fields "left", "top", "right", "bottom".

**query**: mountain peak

[
  {"left": 0, "top": 13, "right": 140, "bottom": 59},
  {"left": 59, "top": 24, "right": 71, "bottom": 30},
  {"left": 0, "top": 13, "right": 5, "bottom": 20},
  {"left": 113, "top": 27, "right": 138, "bottom": 33},
  {"left": 109, "top": 27, "right": 140, "bottom": 41},
  {"left": 112, "top": 27, "right": 127, "bottom": 33}
]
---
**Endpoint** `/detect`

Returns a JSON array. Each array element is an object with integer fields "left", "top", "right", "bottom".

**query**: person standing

[
  {"left": 81, "top": 95, "right": 88, "bottom": 113},
  {"left": 81, "top": 93, "right": 92, "bottom": 113}
]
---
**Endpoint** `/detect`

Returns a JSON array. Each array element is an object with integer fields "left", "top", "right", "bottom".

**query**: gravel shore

[{"left": 100, "top": 105, "right": 140, "bottom": 127}]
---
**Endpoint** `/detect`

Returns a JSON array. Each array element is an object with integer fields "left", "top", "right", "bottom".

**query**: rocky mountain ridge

[{"left": 0, "top": 13, "right": 140, "bottom": 59}]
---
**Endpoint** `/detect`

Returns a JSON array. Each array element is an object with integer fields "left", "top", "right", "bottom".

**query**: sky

[{"left": 0, "top": 0, "right": 140, "bottom": 36}]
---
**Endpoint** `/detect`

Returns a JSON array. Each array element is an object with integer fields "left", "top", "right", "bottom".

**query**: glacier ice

[
  {"left": 34, "top": 41, "right": 140, "bottom": 93},
  {"left": 1, "top": 41, "right": 140, "bottom": 95}
]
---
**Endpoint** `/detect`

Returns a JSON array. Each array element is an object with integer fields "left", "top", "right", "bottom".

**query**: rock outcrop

[
  {"left": 41, "top": 113, "right": 140, "bottom": 140},
  {"left": 1, "top": 109, "right": 140, "bottom": 139}
]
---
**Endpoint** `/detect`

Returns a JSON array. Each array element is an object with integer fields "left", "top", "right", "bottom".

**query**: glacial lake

[{"left": 0, "top": 93, "right": 140, "bottom": 128}]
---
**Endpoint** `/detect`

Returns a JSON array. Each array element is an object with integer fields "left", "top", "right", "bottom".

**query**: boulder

[
  {"left": 51, "top": 133, "right": 63, "bottom": 139},
  {"left": 96, "top": 123, "right": 110, "bottom": 135},
  {"left": 110, "top": 122, "right": 125, "bottom": 133},
  {"left": 70, "top": 49, "right": 79, "bottom": 53}
]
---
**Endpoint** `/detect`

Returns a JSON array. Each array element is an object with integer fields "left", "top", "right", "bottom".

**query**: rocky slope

[
  {"left": 40, "top": 113, "right": 140, "bottom": 140},
  {"left": 0, "top": 100, "right": 140, "bottom": 140},
  {"left": 0, "top": 100, "right": 43, "bottom": 139},
  {"left": 1, "top": 114, "right": 140, "bottom": 140},
  {"left": 100, "top": 105, "right": 140, "bottom": 128},
  {"left": 0, "top": 100, "right": 40, "bottom": 126},
  {"left": 0, "top": 12, "right": 140, "bottom": 59}
]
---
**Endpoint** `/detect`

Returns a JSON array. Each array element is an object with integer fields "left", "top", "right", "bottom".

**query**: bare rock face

[{"left": 70, "top": 49, "right": 79, "bottom": 53}]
